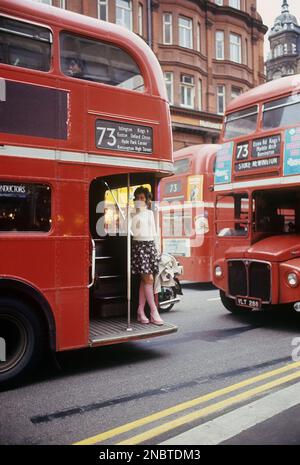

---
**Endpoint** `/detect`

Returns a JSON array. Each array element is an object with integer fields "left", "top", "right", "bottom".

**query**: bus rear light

[{"left": 287, "top": 272, "right": 299, "bottom": 288}]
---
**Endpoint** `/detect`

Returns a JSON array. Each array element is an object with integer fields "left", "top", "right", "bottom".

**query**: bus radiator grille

[{"left": 228, "top": 260, "right": 271, "bottom": 302}]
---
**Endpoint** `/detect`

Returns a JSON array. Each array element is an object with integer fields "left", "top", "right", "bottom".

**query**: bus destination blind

[
  {"left": 96, "top": 120, "right": 153, "bottom": 154},
  {"left": 235, "top": 135, "right": 281, "bottom": 172}
]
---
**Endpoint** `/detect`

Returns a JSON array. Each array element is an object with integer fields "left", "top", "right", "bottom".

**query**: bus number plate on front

[
  {"left": 95, "top": 120, "right": 153, "bottom": 154},
  {"left": 235, "top": 296, "right": 262, "bottom": 310}
]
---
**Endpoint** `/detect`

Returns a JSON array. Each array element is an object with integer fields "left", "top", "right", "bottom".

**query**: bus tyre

[
  {"left": 220, "top": 290, "right": 246, "bottom": 314},
  {"left": 0, "top": 298, "right": 44, "bottom": 388}
]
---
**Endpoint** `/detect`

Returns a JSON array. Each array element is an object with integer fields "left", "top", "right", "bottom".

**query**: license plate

[{"left": 235, "top": 296, "right": 262, "bottom": 310}]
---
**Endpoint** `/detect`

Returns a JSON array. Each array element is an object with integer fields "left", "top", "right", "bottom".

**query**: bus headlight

[
  {"left": 287, "top": 272, "right": 299, "bottom": 288},
  {"left": 215, "top": 266, "right": 223, "bottom": 278}
]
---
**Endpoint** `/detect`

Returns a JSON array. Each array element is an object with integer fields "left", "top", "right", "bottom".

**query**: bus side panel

[{"left": 54, "top": 175, "right": 90, "bottom": 350}]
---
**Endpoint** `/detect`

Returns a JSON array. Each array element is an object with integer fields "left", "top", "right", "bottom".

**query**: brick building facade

[{"left": 36, "top": 0, "right": 267, "bottom": 149}]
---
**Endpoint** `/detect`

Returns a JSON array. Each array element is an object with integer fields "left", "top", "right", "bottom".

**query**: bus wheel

[
  {"left": 220, "top": 290, "right": 247, "bottom": 314},
  {"left": 0, "top": 298, "right": 44, "bottom": 388}
]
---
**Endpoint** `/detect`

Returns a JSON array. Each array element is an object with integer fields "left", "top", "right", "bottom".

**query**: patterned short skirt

[{"left": 131, "top": 240, "right": 159, "bottom": 275}]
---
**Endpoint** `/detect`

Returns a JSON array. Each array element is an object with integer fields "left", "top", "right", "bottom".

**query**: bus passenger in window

[
  {"left": 66, "top": 59, "right": 84, "bottom": 78},
  {"left": 131, "top": 187, "right": 164, "bottom": 326}
]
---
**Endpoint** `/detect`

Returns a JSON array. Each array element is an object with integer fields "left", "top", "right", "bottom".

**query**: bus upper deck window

[
  {"left": 263, "top": 94, "right": 300, "bottom": 130},
  {"left": 224, "top": 106, "right": 258, "bottom": 140},
  {"left": 0, "top": 16, "right": 52, "bottom": 72},
  {"left": 174, "top": 158, "right": 191, "bottom": 174},
  {"left": 60, "top": 33, "right": 144, "bottom": 92}
]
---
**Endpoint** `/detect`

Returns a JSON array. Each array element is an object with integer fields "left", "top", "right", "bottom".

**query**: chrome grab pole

[
  {"left": 103, "top": 181, "right": 126, "bottom": 222},
  {"left": 103, "top": 180, "right": 133, "bottom": 235},
  {"left": 126, "top": 173, "right": 132, "bottom": 331}
]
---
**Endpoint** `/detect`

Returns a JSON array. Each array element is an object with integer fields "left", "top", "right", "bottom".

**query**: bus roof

[
  {"left": 227, "top": 74, "right": 300, "bottom": 114},
  {"left": 2, "top": 0, "right": 168, "bottom": 100},
  {"left": 174, "top": 144, "right": 220, "bottom": 172},
  {"left": 174, "top": 144, "right": 220, "bottom": 160}
]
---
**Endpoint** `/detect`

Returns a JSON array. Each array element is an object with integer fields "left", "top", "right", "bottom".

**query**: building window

[
  {"left": 215, "top": 0, "right": 223, "bottom": 4},
  {"left": 273, "top": 44, "right": 283, "bottom": 58},
  {"left": 229, "top": 0, "right": 241, "bottom": 9},
  {"left": 164, "top": 72, "right": 174, "bottom": 105},
  {"left": 217, "top": 85, "right": 226, "bottom": 115},
  {"left": 116, "top": 0, "right": 133, "bottom": 31},
  {"left": 216, "top": 31, "right": 225, "bottom": 60},
  {"left": 59, "top": 0, "right": 66, "bottom": 7},
  {"left": 179, "top": 17, "right": 193, "bottom": 49},
  {"left": 230, "top": 33, "right": 242, "bottom": 63},
  {"left": 98, "top": 0, "right": 108, "bottom": 21},
  {"left": 0, "top": 182, "right": 51, "bottom": 232},
  {"left": 35, "top": 0, "right": 52, "bottom": 4},
  {"left": 163, "top": 13, "right": 173, "bottom": 45},
  {"left": 231, "top": 86, "right": 242, "bottom": 100},
  {"left": 197, "top": 23, "right": 201, "bottom": 52},
  {"left": 138, "top": 4, "right": 143, "bottom": 36},
  {"left": 198, "top": 79, "right": 202, "bottom": 111},
  {"left": 180, "top": 75, "right": 195, "bottom": 109},
  {"left": 292, "top": 43, "right": 297, "bottom": 54}
]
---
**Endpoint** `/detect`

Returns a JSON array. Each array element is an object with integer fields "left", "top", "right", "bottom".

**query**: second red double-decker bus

[
  {"left": 213, "top": 74, "right": 300, "bottom": 314},
  {"left": 160, "top": 144, "right": 220, "bottom": 283},
  {"left": 0, "top": 0, "right": 177, "bottom": 386}
]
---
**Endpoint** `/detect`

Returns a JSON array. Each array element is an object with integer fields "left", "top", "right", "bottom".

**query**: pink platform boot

[
  {"left": 144, "top": 283, "right": 164, "bottom": 326},
  {"left": 137, "top": 281, "right": 149, "bottom": 324}
]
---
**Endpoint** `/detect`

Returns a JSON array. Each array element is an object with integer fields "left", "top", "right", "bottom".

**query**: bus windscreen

[{"left": 224, "top": 106, "right": 258, "bottom": 140}]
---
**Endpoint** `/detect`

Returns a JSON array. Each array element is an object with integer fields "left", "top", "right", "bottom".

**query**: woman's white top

[{"left": 131, "top": 208, "right": 159, "bottom": 244}]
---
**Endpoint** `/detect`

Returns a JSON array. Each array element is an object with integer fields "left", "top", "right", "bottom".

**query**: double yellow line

[{"left": 74, "top": 360, "right": 300, "bottom": 445}]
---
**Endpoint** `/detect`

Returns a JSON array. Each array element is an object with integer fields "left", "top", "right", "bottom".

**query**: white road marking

[
  {"left": 207, "top": 298, "right": 221, "bottom": 302},
  {"left": 160, "top": 380, "right": 300, "bottom": 445}
]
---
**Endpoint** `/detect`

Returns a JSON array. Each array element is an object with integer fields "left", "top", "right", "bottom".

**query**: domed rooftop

[{"left": 270, "top": 0, "right": 299, "bottom": 36}]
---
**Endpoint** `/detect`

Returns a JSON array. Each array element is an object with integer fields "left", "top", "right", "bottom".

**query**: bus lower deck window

[{"left": 0, "top": 183, "right": 51, "bottom": 232}]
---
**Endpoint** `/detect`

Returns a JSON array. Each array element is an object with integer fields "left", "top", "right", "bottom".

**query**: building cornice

[{"left": 171, "top": 105, "right": 223, "bottom": 123}]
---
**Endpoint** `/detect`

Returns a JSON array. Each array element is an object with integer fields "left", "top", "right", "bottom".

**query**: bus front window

[
  {"left": 216, "top": 193, "right": 249, "bottom": 237},
  {"left": 263, "top": 94, "right": 300, "bottom": 130},
  {"left": 253, "top": 189, "right": 300, "bottom": 235},
  {"left": 224, "top": 106, "right": 258, "bottom": 140}
]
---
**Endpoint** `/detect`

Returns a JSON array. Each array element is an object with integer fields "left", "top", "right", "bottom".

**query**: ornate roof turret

[{"left": 270, "top": 0, "right": 299, "bottom": 36}]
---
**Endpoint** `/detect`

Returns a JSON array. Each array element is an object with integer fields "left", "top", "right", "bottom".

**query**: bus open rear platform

[{"left": 89, "top": 317, "right": 178, "bottom": 347}]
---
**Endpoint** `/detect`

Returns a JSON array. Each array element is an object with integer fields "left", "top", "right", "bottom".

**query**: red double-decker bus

[
  {"left": 213, "top": 74, "right": 300, "bottom": 314},
  {"left": 0, "top": 0, "right": 177, "bottom": 386},
  {"left": 160, "top": 144, "right": 220, "bottom": 283}
]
